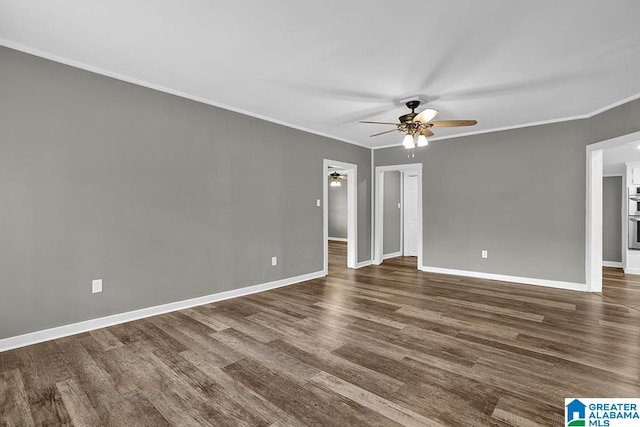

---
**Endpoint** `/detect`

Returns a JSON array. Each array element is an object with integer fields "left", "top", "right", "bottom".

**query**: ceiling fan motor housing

[
  {"left": 399, "top": 100, "right": 421, "bottom": 123},
  {"left": 398, "top": 112, "right": 417, "bottom": 123}
]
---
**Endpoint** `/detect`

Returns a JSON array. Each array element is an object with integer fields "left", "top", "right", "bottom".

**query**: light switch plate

[
  {"left": 92, "top": 279, "right": 103, "bottom": 293},
  {"left": 271, "top": 256, "right": 277, "bottom": 266},
  {"left": 481, "top": 250, "right": 488, "bottom": 259},
  {"left": 316, "top": 199, "right": 321, "bottom": 207}
]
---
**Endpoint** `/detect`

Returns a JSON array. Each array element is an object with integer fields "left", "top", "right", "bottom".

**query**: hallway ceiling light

[{"left": 329, "top": 171, "right": 346, "bottom": 187}]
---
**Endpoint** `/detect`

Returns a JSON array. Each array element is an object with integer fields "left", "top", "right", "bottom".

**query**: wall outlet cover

[
  {"left": 271, "top": 256, "right": 277, "bottom": 266},
  {"left": 92, "top": 279, "right": 103, "bottom": 293}
]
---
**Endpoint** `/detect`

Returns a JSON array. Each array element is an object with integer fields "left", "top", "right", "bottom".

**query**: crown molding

[
  {"left": 3, "top": 39, "right": 640, "bottom": 152},
  {"left": 372, "top": 92, "right": 640, "bottom": 149},
  {"left": 0, "top": 39, "right": 371, "bottom": 150},
  {"left": 586, "top": 92, "right": 640, "bottom": 118}
]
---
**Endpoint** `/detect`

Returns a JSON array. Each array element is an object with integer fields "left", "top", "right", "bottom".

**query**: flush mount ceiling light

[
  {"left": 359, "top": 100, "right": 478, "bottom": 156},
  {"left": 329, "top": 171, "right": 347, "bottom": 187}
]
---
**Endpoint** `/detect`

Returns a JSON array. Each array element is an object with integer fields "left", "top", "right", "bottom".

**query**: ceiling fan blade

[
  {"left": 359, "top": 120, "right": 400, "bottom": 125},
  {"left": 413, "top": 108, "right": 439, "bottom": 123},
  {"left": 429, "top": 120, "right": 477, "bottom": 128},
  {"left": 421, "top": 128, "right": 435, "bottom": 137},
  {"left": 369, "top": 128, "right": 399, "bottom": 137}
]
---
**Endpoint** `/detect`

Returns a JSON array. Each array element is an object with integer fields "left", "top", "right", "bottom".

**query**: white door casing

[
  {"left": 586, "top": 129, "right": 640, "bottom": 292},
  {"left": 374, "top": 163, "right": 422, "bottom": 268},
  {"left": 403, "top": 173, "right": 419, "bottom": 256},
  {"left": 323, "top": 159, "right": 357, "bottom": 273}
]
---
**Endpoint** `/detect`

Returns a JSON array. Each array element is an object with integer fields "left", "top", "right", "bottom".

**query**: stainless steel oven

[
  {"left": 630, "top": 216, "right": 640, "bottom": 250},
  {"left": 630, "top": 188, "right": 640, "bottom": 216}
]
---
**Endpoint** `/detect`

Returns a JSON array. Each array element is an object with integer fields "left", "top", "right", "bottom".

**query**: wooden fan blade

[
  {"left": 413, "top": 108, "right": 439, "bottom": 123},
  {"left": 420, "top": 128, "right": 435, "bottom": 137},
  {"left": 429, "top": 120, "right": 477, "bottom": 128},
  {"left": 338, "top": 176, "right": 347, "bottom": 179},
  {"left": 359, "top": 120, "right": 400, "bottom": 125},
  {"left": 369, "top": 128, "right": 399, "bottom": 137}
]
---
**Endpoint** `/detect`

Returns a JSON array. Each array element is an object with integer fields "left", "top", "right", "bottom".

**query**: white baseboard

[
  {"left": 328, "top": 237, "right": 348, "bottom": 242},
  {"left": 602, "top": 261, "right": 623, "bottom": 268},
  {"left": 420, "top": 266, "right": 588, "bottom": 292},
  {"left": 382, "top": 251, "right": 402, "bottom": 260},
  {"left": 355, "top": 260, "right": 372, "bottom": 269},
  {"left": 0, "top": 270, "right": 325, "bottom": 353},
  {"left": 623, "top": 267, "right": 640, "bottom": 275}
]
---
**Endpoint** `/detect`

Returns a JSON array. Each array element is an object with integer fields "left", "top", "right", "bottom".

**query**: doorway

[
  {"left": 586, "top": 129, "right": 640, "bottom": 292},
  {"left": 374, "top": 163, "right": 423, "bottom": 268},
  {"left": 323, "top": 159, "right": 357, "bottom": 274}
]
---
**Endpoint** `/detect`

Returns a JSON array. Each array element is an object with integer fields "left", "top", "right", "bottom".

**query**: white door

[{"left": 403, "top": 174, "right": 419, "bottom": 256}]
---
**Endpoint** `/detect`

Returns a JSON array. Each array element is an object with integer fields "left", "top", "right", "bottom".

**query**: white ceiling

[
  {"left": 604, "top": 140, "right": 640, "bottom": 175},
  {"left": 2, "top": 0, "right": 640, "bottom": 148}
]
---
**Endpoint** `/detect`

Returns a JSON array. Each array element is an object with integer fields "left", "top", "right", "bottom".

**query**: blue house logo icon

[{"left": 566, "top": 399, "right": 586, "bottom": 426}]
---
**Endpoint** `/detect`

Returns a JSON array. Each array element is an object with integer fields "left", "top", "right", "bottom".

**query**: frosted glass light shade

[
  {"left": 417, "top": 134, "right": 429, "bottom": 147},
  {"left": 402, "top": 134, "right": 415, "bottom": 149}
]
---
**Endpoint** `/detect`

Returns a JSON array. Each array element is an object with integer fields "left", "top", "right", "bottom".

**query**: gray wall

[
  {"left": 375, "top": 96, "right": 640, "bottom": 284},
  {"left": 328, "top": 175, "right": 347, "bottom": 239},
  {"left": 589, "top": 98, "right": 640, "bottom": 144},
  {"left": 0, "top": 46, "right": 372, "bottom": 339},
  {"left": 383, "top": 171, "right": 401, "bottom": 255},
  {"left": 603, "top": 176, "right": 622, "bottom": 263}
]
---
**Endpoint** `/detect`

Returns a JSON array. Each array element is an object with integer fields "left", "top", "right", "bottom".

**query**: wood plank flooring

[{"left": 1, "top": 241, "right": 639, "bottom": 426}]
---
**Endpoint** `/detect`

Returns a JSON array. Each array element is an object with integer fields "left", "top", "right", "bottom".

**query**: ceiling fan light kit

[
  {"left": 402, "top": 134, "right": 415, "bottom": 149},
  {"left": 329, "top": 171, "right": 346, "bottom": 187},
  {"left": 360, "top": 100, "right": 477, "bottom": 153},
  {"left": 417, "top": 134, "right": 429, "bottom": 147}
]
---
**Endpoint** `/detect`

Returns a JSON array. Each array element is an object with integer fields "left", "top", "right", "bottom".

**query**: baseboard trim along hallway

[
  {"left": 602, "top": 261, "right": 623, "bottom": 268},
  {"left": 0, "top": 270, "right": 326, "bottom": 353},
  {"left": 382, "top": 251, "right": 402, "bottom": 260},
  {"left": 420, "top": 265, "right": 588, "bottom": 292},
  {"left": 355, "top": 260, "right": 373, "bottom": 268}
]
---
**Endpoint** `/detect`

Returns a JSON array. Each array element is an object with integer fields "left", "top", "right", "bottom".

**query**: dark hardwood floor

[{"left": 1, "top": 241, "right": 639, "bottom": 426}]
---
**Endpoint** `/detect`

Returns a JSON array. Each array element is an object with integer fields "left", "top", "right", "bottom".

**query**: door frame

[
  {"left": 374, "top": 163, "right": 423, "bottom": 268},
  {"left": 402, "top": 171, "right": 419, "bottom": 257},
  {"left": 323, "top": 159, "right": 357, "bottom": 273},
  {"left": 586, "top": 129, "right": 640, "bottom": 292}
]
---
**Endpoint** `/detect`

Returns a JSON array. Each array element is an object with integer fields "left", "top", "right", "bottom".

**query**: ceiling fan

[
  {"left": 359, "top": 100, "right": 477, "bottom": 150},
  {"left": 329, "top": 171, "right": 347, "bottom": 187}
]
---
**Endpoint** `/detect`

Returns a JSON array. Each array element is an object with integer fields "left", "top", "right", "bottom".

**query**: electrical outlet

[
  {"left": 92, "top": 279, "right": 103, "bottom": 293},
  {"left": 398, "top": 202, "right": 401, "bottom": 209},
  {"left": 481, "top": 250, "right": 488, "bottom": 259},
  {"left": 271, "top": 256, "right": 277, "bottom": 266},
  {"left": 316, "top": 199, "right": 321, "bottom": 207}
]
